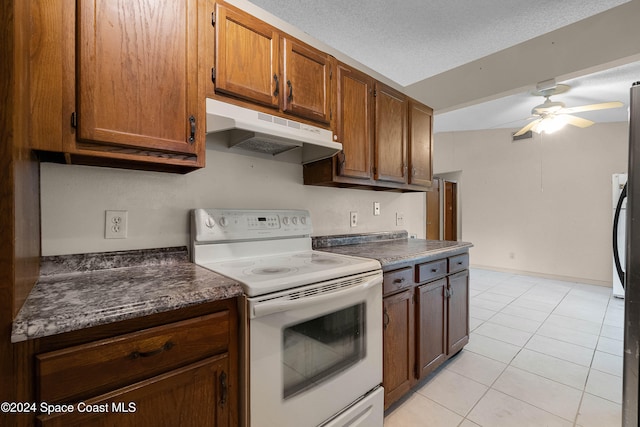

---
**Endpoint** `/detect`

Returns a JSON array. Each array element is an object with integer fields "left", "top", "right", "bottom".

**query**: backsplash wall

[{"left": 40, "top": 139, "right": 426, "bottom": 256}]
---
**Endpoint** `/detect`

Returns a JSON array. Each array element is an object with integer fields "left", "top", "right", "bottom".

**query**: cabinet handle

[
  {"left": 393, "top": 277, "right": 405, "bottom": 284},
  {"left": 273, "top": 74, "right": 279, "bottom": 97},
  {"left": 130, "top": 341, "right": 174, "bottom": 359},
  {"left": 287, "top": 80, "right": 293, "bottom": 101},
  {"left": 431, "top": 268, "right": 438, "bottom": 273},
  {"left": 383, "top": 307, "right": 390, "bottom": 329},
  {"left": 188, "top": 115, "right": 196, "bottom": 144},
  {"left": 219, "top": 371, "right": 227, "bottom": 406},
  {"left": 412, "top": 167, "right": 417, "bottom": 176}
]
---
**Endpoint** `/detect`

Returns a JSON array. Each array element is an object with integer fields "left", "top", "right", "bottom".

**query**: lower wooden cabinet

[
  {"left": 33, "top": 302, "right": 238, "bottom": 427},
  {"left": 37, "top": 355, "right": 229, "bottom": 427},
  {"left": 383, "top": 288, "right": 414, "bottom": 407},
  {"left": 382, "top": 254, "right": 470, "bottom": 409}
]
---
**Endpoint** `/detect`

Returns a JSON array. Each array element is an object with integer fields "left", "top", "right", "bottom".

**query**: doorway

[{"left": 443, "top": 180, "right": 457, "bottom": 241}]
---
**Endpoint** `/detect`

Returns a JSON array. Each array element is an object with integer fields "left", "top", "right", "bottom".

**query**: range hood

[{"left": 206, "top": 98, "right": 342, "bottom": 164}]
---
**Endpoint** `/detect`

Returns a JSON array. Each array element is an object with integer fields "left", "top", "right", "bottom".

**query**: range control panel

[{"left": 191, "top": 208, "right": 312, "bottom": 243}]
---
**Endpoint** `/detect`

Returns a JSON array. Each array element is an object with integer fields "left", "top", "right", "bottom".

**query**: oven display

[
  {"left": 282, "top": 303, "right": 366, "bottom": 399},
  {"left": 247, "top": 215, "right": 280, "bottom": 229}
]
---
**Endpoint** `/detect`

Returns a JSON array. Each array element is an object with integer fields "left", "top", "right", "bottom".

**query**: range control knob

[
  {"left": 204, "top": 216, "right": 216, "bottom": 228},
  {"left": 300, "top": 216, "right": 307, "bottom": 225},
  {"left": 292, "top": 216, "right": 298, "bottom": 225},
  {"left": 282, "top": 217, "right": 290, "bottom": 225},
  {"left": 219, "top": 217, "right": 229, "bottom": 227}
]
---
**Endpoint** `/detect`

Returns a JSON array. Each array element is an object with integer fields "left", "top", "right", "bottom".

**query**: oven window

[{"left": 282, "top": 303, "right": 366, "bottom": 399}]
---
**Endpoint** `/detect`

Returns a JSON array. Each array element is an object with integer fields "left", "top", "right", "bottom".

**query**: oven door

[{"left": 247, "top": 270, "right": 383, "bottom": 427}]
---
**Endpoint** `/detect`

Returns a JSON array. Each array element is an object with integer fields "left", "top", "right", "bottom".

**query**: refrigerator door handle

[{"left": 613, "top": 182, "right": 627, "bottom": 289}]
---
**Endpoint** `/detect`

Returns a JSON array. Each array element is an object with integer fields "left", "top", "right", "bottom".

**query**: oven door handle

[{"left": 251, "top": 273, "right": 382, "bottom": 318}]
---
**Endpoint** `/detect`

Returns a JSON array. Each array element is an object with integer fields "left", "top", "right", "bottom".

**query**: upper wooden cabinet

[
  {"left": 213, "top": 1, "right": 331, "bottom": 125},
  {"left": 304, "top": 73, "right": 432, "bottom": 192},
  {"left": 213, "top": 2, "right": 279, "bottom": 108},
  {"left": 29, "top": 0, "right": 206, "bottom": 173},
  {"left": 375, "top": 83, "right": 408, "bottom": 184},
  {"left": 335, "top": 63, "right": 375, "bottom": 180},
  {"left": 408, "top": 101, "right": 434, "bottom": 187},
  {"left": 281, "top": 38, "right": 331, "bottom": 124}
]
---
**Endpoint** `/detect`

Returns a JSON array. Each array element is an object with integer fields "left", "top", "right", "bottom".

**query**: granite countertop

[
  {"left": 11, "top": 247, "right": 243, "bottom": 343},
  {"left": 313, "top": 231, "right": 473, "bottom": 271}
]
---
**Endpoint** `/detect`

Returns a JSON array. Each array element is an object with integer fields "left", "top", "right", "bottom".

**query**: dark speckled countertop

[
  {"left": 11, "top": 247, "right": 242, "bottom": 343},
  {"left": 313, "top": 231, "right": 473, "bottom": 272}
]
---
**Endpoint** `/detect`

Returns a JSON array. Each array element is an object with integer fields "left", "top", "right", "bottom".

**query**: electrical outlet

[
  {"left": 350, "top": 211, "right": 358, "bottom": 228},
  {"left": 105, "top": 210, "right": 128, "bottom": 239},
  {"left": 396, "top": 212, "right": 405, "bottom": 226},
  {"left": 373, "top": 202, "right": 380, "bottom": 216}
]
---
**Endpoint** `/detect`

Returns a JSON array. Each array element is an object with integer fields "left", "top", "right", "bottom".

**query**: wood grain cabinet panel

[
  {"left": 382, "top": 288, "right": 414, "bottom": 410},
  {"left": 29, "top": 0, "right": 206, "bottom": 172},
  {"left": 76, "top": 0, "right": 204, "bottom": 160},
  {"left": 408, "top": 101, "right": 433, "bottom": 187},
  {"left": 37, "top": 312, "right": 229, "bottom": 404},
  {"left": 281, "top": 38, "right": 331, "bottom": 124},
  {"left": 214, "top": 2, "right": 279, "bottom": 108},
  {"left": 447, "top": 270, "right": 470, "bottom": 355},
  {"left": 335, "top": 63, "right": 375, "bottom": 180},
  {"left": 416, "top": 279, "right": 447, "bottom": 379},
  {"left": 374, "top": 83, "right": 407, "bottom": 184},
  {"left": 38, "top": 355, "right": 230, "bottom": 427}
]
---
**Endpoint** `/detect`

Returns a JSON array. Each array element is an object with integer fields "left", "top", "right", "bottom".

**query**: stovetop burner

[
  {"left": 248, "top": 266, "right": 298, "bottom": 275},
  {"left": 293, "top": 252, "right": 345, "bottom": 265}
]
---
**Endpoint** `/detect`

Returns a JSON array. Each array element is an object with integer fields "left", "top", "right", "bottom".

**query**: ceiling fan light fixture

[{"left": 533, "top": 115, "right": 568, "bottom": 134}]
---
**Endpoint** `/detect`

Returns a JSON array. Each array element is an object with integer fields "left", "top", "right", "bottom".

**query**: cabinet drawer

[
  {"left": 448, "top": 254, "right": 469, "bottom": 273},
  {"left": 416, "top": 259, "right": 447, "bottom": 283},
  {"left": 37, "top": 311, "right": 230, "bottom": 403},
  {"left": 383, "top": 267, "right": 414, "bottom": 295}
]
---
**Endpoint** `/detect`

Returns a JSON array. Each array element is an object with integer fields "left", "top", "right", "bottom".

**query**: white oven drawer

[{"left": 321, "top": 386, "right": 384, "bottom": 427}]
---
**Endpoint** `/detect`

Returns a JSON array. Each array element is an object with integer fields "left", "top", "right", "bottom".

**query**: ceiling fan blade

[
  {"left": 561, "top": 101, "right": 623, "bottom": 114},
  {"left": 513, "top": 118, "right": 541, "bottom": 137},
  {"left": 563, "top": 114, "right": 595, "bottom": 128}
]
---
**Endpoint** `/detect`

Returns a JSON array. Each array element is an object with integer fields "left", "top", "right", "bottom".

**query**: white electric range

[{"left": 191, "top": 208, "right": 384, "bottom": 427}]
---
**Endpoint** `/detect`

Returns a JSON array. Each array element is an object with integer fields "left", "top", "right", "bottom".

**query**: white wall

[
  {"left": 434, "top": 122, "right": 628, "bottom": 285},
  {"left": 40, "top": 138, "right": 425, "bottom": 256}
]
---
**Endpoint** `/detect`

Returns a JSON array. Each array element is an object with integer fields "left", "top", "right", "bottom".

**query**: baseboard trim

[{"left": 469, "top": 264, "right": 612, "bottom": 288}]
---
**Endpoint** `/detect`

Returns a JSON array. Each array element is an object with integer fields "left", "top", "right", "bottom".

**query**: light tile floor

[{"left": 384, "top": 268, "right": 624, "bottom": 427}]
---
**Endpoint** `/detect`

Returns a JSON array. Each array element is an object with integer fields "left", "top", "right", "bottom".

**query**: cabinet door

[
  {"left": 383, "top": 289, "right": 414, "bottom": 409},
  {"left": 375, "top": 83, "right": 407, "bottom": 184},
  {"left": 281, "top": 38, "right": 331, "bottom": 124},
  {"left": 214, "top": 2, "right": 279, "bottom": 108},
  {"left": 408, "top": 101, "right": 433, "bottom": 187},
  {"left": 38, "top": 355, "right": 230, "bottom": 427},
  {"left": 335, "top": 63, "right": 374, "bottom": 180},
  {"left": 447, "top": 270, "right": 470, "bottom": 355},
  {"left": 77, "top": 0, "right": 202, "bottom": 155},
  {"left": 416, "top": 279, "right": 447, "bottom": 380}
]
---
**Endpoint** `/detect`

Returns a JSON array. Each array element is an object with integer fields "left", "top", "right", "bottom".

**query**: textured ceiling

[
  {"left": 246, "top": 0, "right": 640, "bottom": 132},
  {"left": 248, "top": 0, "right": 629, "bottom": 86}
]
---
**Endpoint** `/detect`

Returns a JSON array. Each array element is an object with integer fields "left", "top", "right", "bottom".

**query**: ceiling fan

[{"left": 513, "top": 81, "right": 623, "bottom": 137}]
